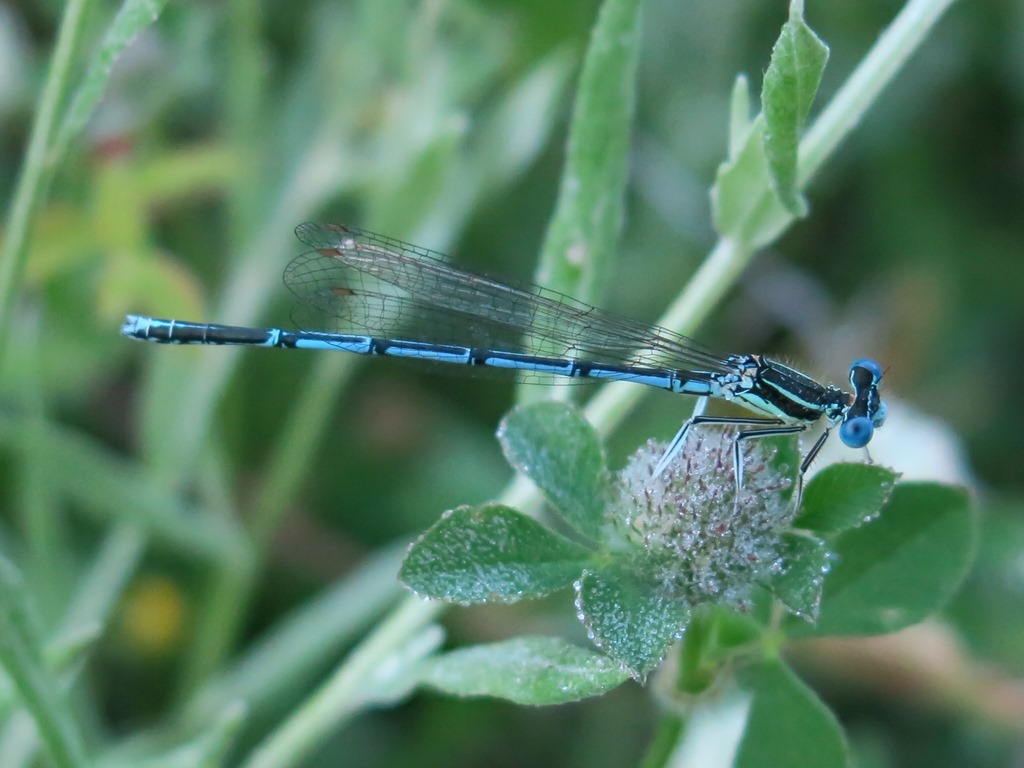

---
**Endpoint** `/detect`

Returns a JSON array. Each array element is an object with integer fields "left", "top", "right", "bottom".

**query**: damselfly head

[{"left": 839, "top": 358, "right": 887, "bottom": 448}]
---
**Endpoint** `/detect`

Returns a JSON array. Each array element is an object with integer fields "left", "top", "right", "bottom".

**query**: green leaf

[
  {"left": 400, "top": 504, "right": 592, "bottom": 603},
  {"left": 498, "top": 402, "right": 610, "bottom": 542},
  {"left": 576, "top": 564, "right": 689, "bottom": 680},
  {"left": 796, "top": 463, "right": 900, "bottom": 533},
  {"left": 793, "top": 482, "right": 975, "bottom": 637},
  {"left": 728, "top": 75, "right": 753, "bottom": 156},
  {"left": 711, "top": 116, "right": 790, "bottom": 247},
  {"left": 770, "top": 532, "right": 829, "bottom": 621},
  {"left": 54, "top": 0, "right": 172, "bottom": 164},
  {"left": 761, "top": 4, "right": 829, "bottom": 215},
  {"left": 711, "top": 3, "right": 829, "bottom": 244},
  {"left": 419, "top": 636, "right": 630, "bottom": 705},
  {"left": 764, "top": 432, "right": 802, "bottom": 501},
  {"left": 735, "top": 658, "right": 847, "bottom": 768},
  {"left": 533, "top": 0, "right": 642, "bottom": 303}
]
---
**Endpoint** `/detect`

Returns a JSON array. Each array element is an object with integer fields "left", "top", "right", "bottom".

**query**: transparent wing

[{"left": 286, "top": 222, "right": 733, "bottom": 375}]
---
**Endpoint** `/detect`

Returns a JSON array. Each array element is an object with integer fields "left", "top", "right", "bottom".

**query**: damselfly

[{"left": 122, "top": 223, "right": 887, "bottom": 486}]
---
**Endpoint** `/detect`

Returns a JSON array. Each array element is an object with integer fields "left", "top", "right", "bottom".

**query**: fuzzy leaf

[
  {"left": 797, "top": 463, "right": 900, "bottom": 533},
  {"left": 711, "top": 116, "right": 790, "bottom": 247},
  {"left": 792, "top": 482, "right": 975, "bottom": 636},
  {"left": 761, "top": 6, "right": 829, "bottom": 215},
  {"left": 575, "top": 564, "right": 689, "bottom": 680},
  {"left": 770, "top": 532, "right": 829, "bottom": 621},
  {"left": 498, "top": 402, "right": 610, "bottom": 541},
  {"left": 419, "top": 636, "right": 629, "bottom": 705},
  {"left": 400, "top": 504, "right": 591, "bottom": 603},
  {"left": 736, "top": 658, "right": 847, "bottom": 768},
  {"left": 55, "top": 0, "right": 171, "bottom": 161}
]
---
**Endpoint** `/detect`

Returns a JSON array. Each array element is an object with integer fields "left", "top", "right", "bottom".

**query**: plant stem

[
  {"left": 242, "top": 597, "right": 440, "bottom": 768},
  {"left": 0, "top": 0, "right": 90, "bottom": 355},
  {"left": 0, "top": 559, "right": 88, "bottom": 768},
  {"left": 799, "top": 0, "right": 960, "bottom": 185}
]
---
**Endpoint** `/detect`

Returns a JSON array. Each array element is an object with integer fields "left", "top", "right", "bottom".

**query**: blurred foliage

[{"left": 0, "top": 0, "right": 1021, "bottom": 766}]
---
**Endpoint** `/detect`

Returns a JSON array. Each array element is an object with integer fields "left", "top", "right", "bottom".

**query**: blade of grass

[
  {"left": 225, "top": 0, "right": 265, "bottom": 248},
  {"left": 0, "top": 0, "right": 90, "bottom": 355},
  {"left": 50, "top": 0, "right": 172, "bottom": 167},
  {"left": 3, "top": 528, "right": 147, "bottom": 767},
  {"left": 185, "top": 541, "right": 407, "bottom": 726},
  {"left": 0, "top": 558, "right": 87, "bottom": 768},
  {"left": 241, "top": 598, "right": 440, "bottom": 768},
  {"left": 0, "top": 413, "right": 240, "bottom": 560},
  {"left": 18, "top": 318, "right": 67, "bottom": 621}
]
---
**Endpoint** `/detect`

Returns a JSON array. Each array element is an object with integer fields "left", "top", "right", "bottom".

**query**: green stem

[
  {"left": 0, "top": 559, "right": 87, "bottom": 768},
  {"left": 248, "top": 356, "right": 360, "bottom": 550},
  {"left": 148, "top": 138, "right": 347, "bottom": 488},
  {"left": 241, "top": 597, "right": 440, "bottom": 768},
  {"left": 0, "top": 0, "right": 90, "bottom": 354},
  {"left": 799, "top": 0, "right": 959, "bottom": 185},
  {"left": 638, "top": 713, "right": 685, "bottom": 768},
  {"left": 3, "top": 529, "right": 146, "bottom": 766}
]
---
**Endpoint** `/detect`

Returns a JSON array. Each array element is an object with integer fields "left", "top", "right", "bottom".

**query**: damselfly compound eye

[{"left": 840, "top": 416, "right": 874, "bottom": 448}]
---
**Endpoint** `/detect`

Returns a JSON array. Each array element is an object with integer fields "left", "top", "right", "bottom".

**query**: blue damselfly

[{"left": 122, "top": 223, "right": 887, "bottom": 485}]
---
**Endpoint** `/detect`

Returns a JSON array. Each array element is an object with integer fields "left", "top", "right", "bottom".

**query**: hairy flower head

[{"left": 611, "top": 426, "right": 796, "bottom": 610}]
